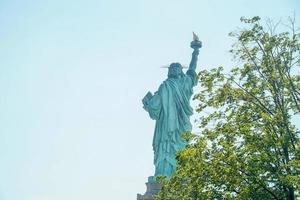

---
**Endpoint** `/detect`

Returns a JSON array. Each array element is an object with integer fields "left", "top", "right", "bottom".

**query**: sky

[{"left": 0, "top": 0, "right": 299, "bottom": 200}]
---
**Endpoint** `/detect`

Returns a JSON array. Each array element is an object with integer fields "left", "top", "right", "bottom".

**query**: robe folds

[{"left": 143, "top": 69, "right": 197, "bottom": 177}]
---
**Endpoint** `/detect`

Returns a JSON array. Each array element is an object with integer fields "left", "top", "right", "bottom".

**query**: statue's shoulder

[{"left": 161, "top": 78, "right": 171, "bottom": 85}]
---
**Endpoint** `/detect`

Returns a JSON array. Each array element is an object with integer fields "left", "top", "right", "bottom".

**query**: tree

[{"left": 155, "top": 16, "right": 300, "bottom": 200}]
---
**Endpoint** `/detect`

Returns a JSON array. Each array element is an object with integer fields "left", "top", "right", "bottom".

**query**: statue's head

[{"left": 168, "top": 63, "right": 184, "bottom": 78}]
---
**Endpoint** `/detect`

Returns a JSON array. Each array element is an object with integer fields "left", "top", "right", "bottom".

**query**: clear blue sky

[{"left": 0, "top": 0, "right": 299, "bottom": 200}]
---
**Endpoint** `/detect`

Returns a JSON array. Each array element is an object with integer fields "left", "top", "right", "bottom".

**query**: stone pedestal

[{"left": 137, "top": 177, "right": 161, "bottom": 200}]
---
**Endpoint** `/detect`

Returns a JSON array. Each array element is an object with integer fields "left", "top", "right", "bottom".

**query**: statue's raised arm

[
  {"left": 188, "top": 32, "right": 202, "bottom": 72},
  {"left": 185, "top": 32, "right": 202, "bottom": 88}
]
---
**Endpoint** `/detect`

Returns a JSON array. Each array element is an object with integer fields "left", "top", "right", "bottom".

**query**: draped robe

[{"left": 143, "top": 69, "right": 197, "bottom": 177}]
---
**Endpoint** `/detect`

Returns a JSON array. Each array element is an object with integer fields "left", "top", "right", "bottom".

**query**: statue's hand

[{"left": 193, "top": 48, "right": 200, "bottom": 55}]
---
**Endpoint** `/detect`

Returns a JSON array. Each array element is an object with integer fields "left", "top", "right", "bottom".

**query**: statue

[{"left": 142, "top": 33, "right": 202, "bottom": 179}]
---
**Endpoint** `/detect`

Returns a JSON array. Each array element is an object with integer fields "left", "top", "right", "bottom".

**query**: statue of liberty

[{"left": 142, "top": 33, "right": 202, "bottom": 179}]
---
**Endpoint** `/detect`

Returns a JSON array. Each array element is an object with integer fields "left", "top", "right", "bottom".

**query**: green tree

[{"left": 155, "top": 16, "right": 300, "bottom": 200}]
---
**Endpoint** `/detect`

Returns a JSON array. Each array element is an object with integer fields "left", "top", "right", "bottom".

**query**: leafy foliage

[{"left": 155, "top": 16, "right": 300, "bottom": 200}]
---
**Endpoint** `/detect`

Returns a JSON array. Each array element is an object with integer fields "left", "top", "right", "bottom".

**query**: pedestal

[{"left": 137, "top": 176, "right": 162, "bottom": 200}]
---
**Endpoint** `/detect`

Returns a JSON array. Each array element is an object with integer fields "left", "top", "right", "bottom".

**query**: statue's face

[{"left": 168, "top": 63, "right": 183, "bottom": 78}]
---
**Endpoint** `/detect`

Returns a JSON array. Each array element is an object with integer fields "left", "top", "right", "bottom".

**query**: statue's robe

[{"left": 144, "top": 69, "right": 197, "bottom": 177}]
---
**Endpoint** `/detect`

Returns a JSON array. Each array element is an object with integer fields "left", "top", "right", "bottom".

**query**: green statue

[{"left": 142, "top": 33, "right": 202, "bottom": 179}]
